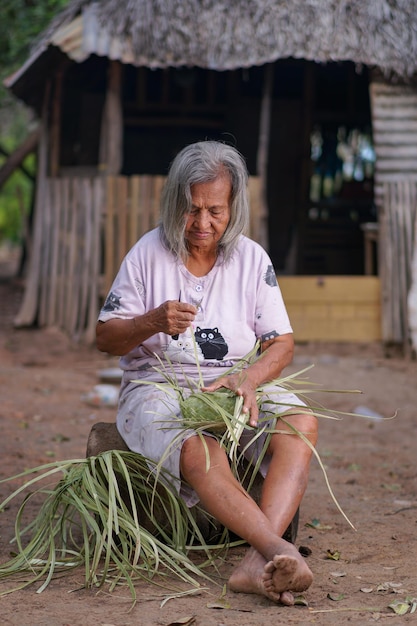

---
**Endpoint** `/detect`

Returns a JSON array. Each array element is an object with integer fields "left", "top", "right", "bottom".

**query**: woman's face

[{"left": 185, "top": 175, "right": 231, "bottom": 254}]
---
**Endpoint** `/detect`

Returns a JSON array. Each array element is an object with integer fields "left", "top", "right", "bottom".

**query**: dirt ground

[{"left": 0, "top": 259, "right": 416, "bottom": 625}]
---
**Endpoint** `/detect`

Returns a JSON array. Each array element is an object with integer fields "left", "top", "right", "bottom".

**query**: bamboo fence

[{"left": 17, "top": 172, "right": 417, "bottom": 349}]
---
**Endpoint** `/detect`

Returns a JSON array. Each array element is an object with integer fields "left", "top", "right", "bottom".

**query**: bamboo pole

[
  {"left": 129, "top": 176, "right": 141, "bottom": 250},
  {"left": 117, "top": 176, "right": 129, "bottom": 267},
  {"left": 105, "top": 177, "right": 116, "bottom": 295},
  {"left": 57, "top": 178, "right": 70, "bottom": 328},
  {"left": 38, "top": 178, "right": 52, "bottom": 326},
  {"left": 46, "top": 179, "right": 60, "bottom": 326},
  {"left": 139, "top": 176, "right": 151, "bottom": 235},
  {"left": 84, "top": 177, "right": 103, "bottom": 344},
  {"left": 77, "top": 178, "right": 93, "bottom": 339},
  {"left": 66, "top": 178, "right": 80, "bottom": 336}
]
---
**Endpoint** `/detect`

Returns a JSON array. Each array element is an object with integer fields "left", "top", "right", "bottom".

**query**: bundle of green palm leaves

[
  {"left": 0, "top": 451, "right": 221, "bottom": 601},
  {"left": 180, "top": 388, "right": 241, "bottom": 433}
]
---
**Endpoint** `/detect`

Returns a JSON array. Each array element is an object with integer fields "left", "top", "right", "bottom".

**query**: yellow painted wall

[{"left": 278, "top": 276, "right": 381, "bottom": 342}]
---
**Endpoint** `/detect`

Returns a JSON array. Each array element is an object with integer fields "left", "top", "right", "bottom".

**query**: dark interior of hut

[{"left": 58, "top": 57, "right": 375, "bottom": 276}]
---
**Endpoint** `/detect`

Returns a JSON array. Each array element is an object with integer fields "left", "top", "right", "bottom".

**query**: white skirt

[{"left": 116, "top": 380, "right": 307, "bottom": 507}]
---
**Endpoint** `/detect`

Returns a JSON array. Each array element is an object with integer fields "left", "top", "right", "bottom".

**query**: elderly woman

[{"left": 96, "top": 141, "right": 317, "bottom": 605}]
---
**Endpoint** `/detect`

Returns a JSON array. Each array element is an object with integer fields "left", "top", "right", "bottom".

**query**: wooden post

[
  {"left": 256, "top": 63, "right": 274, "bottom": 251},
  {"left": 99, "top": 60, "right": 123, "bottom": 175},
  {"left": 14, "top": 83, "right": 51, "bottom": 327},
  {"left": 49, "top": 70, "right": 63, "bottom": 178}
]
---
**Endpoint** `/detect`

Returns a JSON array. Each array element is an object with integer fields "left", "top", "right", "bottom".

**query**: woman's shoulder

[
  {"left": 127, "top": 227, "right": 163, "bottom": 258},
  {"left": 235, "top": 235, "right": 270, "bottom": 260}
]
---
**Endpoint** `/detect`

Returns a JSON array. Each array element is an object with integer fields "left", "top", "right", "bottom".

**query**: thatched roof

[{"left": 6, "top": 0, "right": 417, "bottom": 104}]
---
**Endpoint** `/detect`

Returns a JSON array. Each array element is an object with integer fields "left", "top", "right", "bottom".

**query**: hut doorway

[
  {"left": 264, "top": 62, "right": 380, "bottom": 342},
  {"left": 265, "top": 61, "right": 375, "bottom": 276}
]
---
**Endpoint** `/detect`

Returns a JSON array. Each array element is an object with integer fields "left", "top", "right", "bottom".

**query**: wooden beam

[
  {"left": 256, "top": 63, "right": 273, "bottom": 251},
  {"left": 0, "top": 127, "right": 40, "bottom": 189},
  {"left": 99, "top": 61, "right": 123, "bottom": 175},
  {"left": 0, "top": 145, "right": 35, "bottom": 181},
  {"left": 49, "top": 70, "right": 63, "bottom": 177}
]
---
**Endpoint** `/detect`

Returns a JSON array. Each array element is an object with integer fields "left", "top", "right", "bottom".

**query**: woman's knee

[
  {"left": 278, "top": 410, "right": 318, "bottom": 445},
  {"left": 180, "top": 435, "right": 222, "bottom": 482}
]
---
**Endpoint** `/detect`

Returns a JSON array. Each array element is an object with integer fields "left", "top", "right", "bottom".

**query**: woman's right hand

[
  {"left": 153, "top": 300, "right": 197, "bottom": 337},
  {"left": 96, "top": 300, "right": 197, "bottom": 356}
]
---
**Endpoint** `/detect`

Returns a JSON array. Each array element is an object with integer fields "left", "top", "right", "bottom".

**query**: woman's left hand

[
  {"left": 202, "top": 373, "right": 259, "bottom": 427},
  {"left": 201, "top": 334, "right": 295, "bottom": 428}
]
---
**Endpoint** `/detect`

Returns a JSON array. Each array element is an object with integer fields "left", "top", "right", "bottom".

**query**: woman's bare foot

[
  {"left": 228, "top": 548, "right": 295, "bottom": 605},
  {"left": 262, "top": 550, "right": 313, "bottom": 596}
]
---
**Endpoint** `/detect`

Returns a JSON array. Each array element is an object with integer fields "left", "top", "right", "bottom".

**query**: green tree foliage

[
  {"left": 0, "top": 116, "right": 35, "bottom": 243},
  {"left": 0, "top": 0, "right": 68, "bottom": 244},
  {"left": 0, "top": 0, "right": 69, "bottom": 94}
]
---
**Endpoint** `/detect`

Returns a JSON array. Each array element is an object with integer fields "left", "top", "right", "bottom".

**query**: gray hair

[{"left": 159, "top": 141, "right": 249, "bottom": 262}]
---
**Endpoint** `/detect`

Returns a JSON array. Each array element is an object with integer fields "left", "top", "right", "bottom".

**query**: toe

[
  {"left": 279, "top": 591, "right": 295, "bottom": 606},
  {"left": 263, "top": 559, "right": 276, "bottom": 575}
]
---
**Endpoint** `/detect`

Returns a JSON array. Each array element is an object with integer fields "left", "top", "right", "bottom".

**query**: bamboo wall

[
  {"left": 103, "top": 175, "right": 164, "bottom": 295},
  {"left": 370, "top": 81, "right": 417, "bottom": 347},
  {"left": 370, "top": 82, "right": 417, "bottom": 210},
  {"left": 22, "top": 177, "right": 104, "bottom": 343},
  {"left": 379, "top": 180, "right": 417, "bottom": 349}
]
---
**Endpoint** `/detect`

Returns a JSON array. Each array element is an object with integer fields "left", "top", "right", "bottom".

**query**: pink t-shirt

[{"left": 98, "top": 228, "right": 292, "bottom": 386}]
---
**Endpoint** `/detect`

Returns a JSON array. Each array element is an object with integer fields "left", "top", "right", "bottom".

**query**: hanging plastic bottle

[
  {"left": 322, "top": 171, "right": 334, "bottom": 198},
  {"left": 309, "top": 168, "right": 322, "bottom": 202}
]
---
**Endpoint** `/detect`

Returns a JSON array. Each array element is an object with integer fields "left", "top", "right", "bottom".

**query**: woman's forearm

[
  {"left": 245, "top": 333, "right": 294, "bottom": 388},
  {"left": 96, "top": 313, "right": 159, "bottom": 356},
  {"left": 96, "top": 300, "right": 198, "bottom": 356}
]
